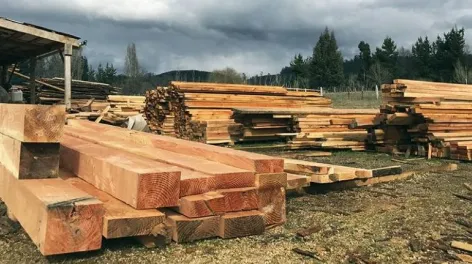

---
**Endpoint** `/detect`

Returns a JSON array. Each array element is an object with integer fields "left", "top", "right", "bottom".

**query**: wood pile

[
  {"left": 232, "top": 108, "right": 379, "bottom": 151},
  {"left": 144, "top": 82, "right": 332, "bottom": 144},
  {"left": 0, "top": 106, "right": 287, "bottom": 256},
  {"left": 66, "top": 95, "right": 145, "bottom": 127},
  {"left": 22, "top": 78, "right": 122, "bottom": 104},
  {"left": 369, "top": 79, "right": 472, "bottom": 160}
]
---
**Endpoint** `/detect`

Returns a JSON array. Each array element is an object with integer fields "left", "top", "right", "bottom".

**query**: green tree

[
  {"left": 434, "top": 26, "right": 466, "bottom": 82},
  {"left": 124, "top": 43, "right": 144, "bottom": 94},
  {"left": 309, "top": 27, "right": 344, "bottom": 89},
  {"left": 374, "top": 36, "right": 398, "bottom": 79},
  {"left": 357, "top": 41, "right": 372, "bottom": 86},
  {"left": 208, "top": 67, "right": 244, "bottom": 84},
  {"left": 412, "top": 36, "right": 433, "bottom": 80}
]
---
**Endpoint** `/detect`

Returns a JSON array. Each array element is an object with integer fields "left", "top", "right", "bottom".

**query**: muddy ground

[{"left": 1, "top": 151, "right": 472, "bottom": 264}]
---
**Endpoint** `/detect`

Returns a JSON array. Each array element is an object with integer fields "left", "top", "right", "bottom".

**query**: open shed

[{"left": 0, "top": 17, "right": 81, "bottom": 109}]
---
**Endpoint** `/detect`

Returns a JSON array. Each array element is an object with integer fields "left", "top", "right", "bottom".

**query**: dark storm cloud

[{"left": 2, "top": 0, "right": 472, "bottom": 75}]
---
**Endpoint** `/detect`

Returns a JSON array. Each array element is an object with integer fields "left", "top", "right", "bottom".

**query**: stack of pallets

[{"left": 0, "top": 106, "right": 287, "bottom": 256}]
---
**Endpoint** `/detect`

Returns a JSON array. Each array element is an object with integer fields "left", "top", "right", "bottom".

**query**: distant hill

[{"left": 147, "top": 70, "right": 212, "bottom": 86}]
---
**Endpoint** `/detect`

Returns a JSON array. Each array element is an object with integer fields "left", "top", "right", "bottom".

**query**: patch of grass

[{"left": 326, "top": 91, "right": 381, "bottom": 109}]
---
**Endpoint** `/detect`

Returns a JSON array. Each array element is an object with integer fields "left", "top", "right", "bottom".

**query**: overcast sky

[{"left": 3, "top": 0, "right": 472, "bottom": 76}]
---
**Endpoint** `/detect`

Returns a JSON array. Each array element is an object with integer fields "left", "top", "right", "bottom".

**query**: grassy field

[{"left": 326, "top": 91, "right": 381, "bottom": 109}]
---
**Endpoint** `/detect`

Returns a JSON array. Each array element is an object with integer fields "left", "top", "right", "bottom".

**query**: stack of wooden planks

[
  {"left": 66, "top": 95, "right": 146, "bottom": 127},
  {"left": 232, "top": 108, "right": 379, "bottom": 151},
  {"left": 22, "top": 78, "right": 122, "bottom": 104},
  {"left": 0, "top": 106, "right": 287, "bottom": 256},
  {"left": 284, "top": 158, "right": 402, "bottom": 184},
  {"left": 144, "top": 82, "right": 331, "bottom": 144},
  {"left": 370, "top": 79, "right": 472, "bottom": 160}
]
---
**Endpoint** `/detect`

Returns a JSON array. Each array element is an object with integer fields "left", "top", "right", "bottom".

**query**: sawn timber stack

[
  {"left": 144, "top": 81, "right": 331, "bottom": 144},
  {"left": 370, "top": 79, "right": 472, "bottom": 161},
  {"left": 232, "top": 107, "right": 378, "bottom": 150}
]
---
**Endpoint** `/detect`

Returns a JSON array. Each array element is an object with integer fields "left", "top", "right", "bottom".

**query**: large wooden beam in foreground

[
  {"left": 0, "top": 134, "right": 59, "bottom": 179},
  {"left": 61, "top": 171, "right": 166, "bottom": 239},
  {"left": 163, "top": 210, "right": 220, "bottom": 243},
  {"left": 60, "top": 135, "right": 181, "bottom": 209},
  {"left": 63, "top": 126, "right": 255, "bottom": 190},
  {"left": 0, "top": 166, "right": 103, "bottom": 256},
  {"left": 66, "top": 120, "right": 284, "bottom": 173},
  {"left": 0, "top": 104, "right": 65, "bottom": 142},
  {"left": 218, "top": 210, "right": 265, "bottom": 239}
]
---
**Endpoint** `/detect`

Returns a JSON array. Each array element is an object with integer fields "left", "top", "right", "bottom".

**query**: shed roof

[{"left": 0, "top": 17, "right": 81, "bottom": 65}]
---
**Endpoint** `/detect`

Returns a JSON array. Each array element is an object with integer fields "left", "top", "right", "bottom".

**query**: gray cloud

[{"left": 2, "top": 0, "right": 472, "bottom": 75}]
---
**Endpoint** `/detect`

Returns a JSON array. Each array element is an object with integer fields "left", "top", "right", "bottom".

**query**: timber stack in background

[{"left": 369, "top": 79, "right": 472, "bottom": 161}]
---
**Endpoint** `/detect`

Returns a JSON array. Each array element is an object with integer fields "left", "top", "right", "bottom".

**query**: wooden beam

[
  {"left": 163, "top": 210, "right": 220, "bottom": 243},
  {"left": 0, "top": 165, "right": 103, "bottom": 256},
  {"left": 64, "top": 44, "right": 72, "bottom": 110},
  {"left": 61, "top": 171, "right": 166, "bottom": 239},
  {"left": 66, "top": 120, "right": 285, "bottom": 173},
  {"left": 0, "top": 18, "right": 80, "bottom": 47},
  {"left": 218, "top": 210, "right": 265, "bottom": 239},
  {"left": 59, "top": 135, "right": 181, "bottom": 209},
  {"left": 0, "top": 103, "right": 65, "bottom": 142},
  {"left": 8, "top": 70, "right": 65, "bottom": 92},
  {"left": 0, "top": 134, "right": 59, "bottom": 179}
]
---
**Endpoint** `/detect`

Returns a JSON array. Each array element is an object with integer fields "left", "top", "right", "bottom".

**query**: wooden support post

[
  {"left": 64, "top": 44, "right": 73, "bottom": 110},
  {"left": 0, "top": 65, "right": 7, "bottom": 87},
  {"left": 29, "top": 58, "right": 36, "bottom": 104}
]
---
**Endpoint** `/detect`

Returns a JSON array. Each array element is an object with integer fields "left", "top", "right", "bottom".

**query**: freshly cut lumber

[
  {"left": 218, "top": 210, "right": 265, "bottom": 238},
  {"left": 63, "top": 125, "right": 255, "bottom": 190},
  {"left": 257, "top": 187, "right": 286, "bottom": 227},
  {"left": 171, "top": 81, "right": 288, "bottom": 95},
  {"left": 451, "top": 241, "right": 472, "bottom": 253},
  {"left": 0, "top": 134, "right": 59, "bottom": 179},
  {"left": 286, "top": 174, "right": 311, "bottom": 190},
  {"left": 61, "top": 171, "right": 166, "bottom": 239},
  {"left": 60, "top": 135, "right": 181, "bottom": 209},
  {"left": 255, "top": 173, "right": 287, "bottom": 189},
  {"left": 0, "top": 103, "right": 65, "bottom": 142},
  {"left": 0, "top": 166, "right": 103, "bottom": 256},
  {"left": 177, "top": 187, "right": 259, "bottom": 218},
  {"left": 66, "top": 120, "right": 284, "bottom": 173},
  {"left": 164, "top": 209, "right": 220, "bottom": 243}
]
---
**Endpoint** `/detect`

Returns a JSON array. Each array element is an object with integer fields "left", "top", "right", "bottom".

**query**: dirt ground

[{"left": 1, "top": 151, "right": 472, "bottom": 264}]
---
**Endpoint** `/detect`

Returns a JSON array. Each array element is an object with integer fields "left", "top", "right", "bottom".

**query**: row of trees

[{"left": 280, "top": 26, "right": 470, "bottom": 91}]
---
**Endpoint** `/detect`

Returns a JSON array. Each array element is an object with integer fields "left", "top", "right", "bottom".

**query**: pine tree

[
  {"left": 124, "top": 43, "right": 143, "bottom": 94},
  {"left": 309, "top": 27, "right": 344, "bottom": 89},
  {"left": 374, "top": 36, "right": 398, "bottom": 79},
  {"left": 434, "top": 26, "right": 466, "bottom": 82},
  {"left": 412, "top": 36, "right": 433, "bottom": 80},
  {"left": 357, "top": 41, "right": 372, "bottom": 86}
]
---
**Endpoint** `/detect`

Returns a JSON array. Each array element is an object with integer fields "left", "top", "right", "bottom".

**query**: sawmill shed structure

[{"left": 0, "top": 17, "right": 81, "bottom": 109}]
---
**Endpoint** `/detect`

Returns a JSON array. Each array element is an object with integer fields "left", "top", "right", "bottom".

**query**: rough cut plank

[
  {"left": 287, "top": 174, "right": 311, "bottom": 190},
  {"left": 60, "top": 171, "right": 166, "bottom": 239},
  {"left": 163, "top": 210, "right": 220, "bottom": 243},
  {"left": 451, "top": 241, "right": 472, "bottom": 253},
  {"left": 258, "top": 187, "right": 286, "bottom": 227},
  {"left": 60, "top": 135, "right": 181, "bottom": 209},
  {"left": 0, "top": 103, "right": 65, "bottom": 142},
  {"left": 177, "top": 188, "right": 259, "bottom": 218},
  {"left": 63, "top": 126, "right": 255, "bottom": 190},
  {"left": 255, "top": 173, "right": 288, "bottom": 189},
  {"left": 218, "top": 210, "right": 265, "bottom": 239},
  {"left": 0, "top": 166, "right": 103, "bottom": 256},
  {"left": 66, "top": 120, "right": 284, "bottom": 173},
  {"left": 0, "top": 134, "right": 59, "bottom": 179},
  {"left": 171, "top": 81, "right": 288, "bottom": 95}
]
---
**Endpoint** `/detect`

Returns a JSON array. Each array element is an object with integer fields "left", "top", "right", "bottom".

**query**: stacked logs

[
  {"left": 368, "top": 79, "right": 472, "bottom": 160},
  {"left": 144, "top": 81, "right": 332, "bottom": 144}
]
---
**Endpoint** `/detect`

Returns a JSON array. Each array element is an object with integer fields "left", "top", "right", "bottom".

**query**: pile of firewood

[
  {"left": 144, "top": 82, "right": 332, "bottom": 144},
  {"left": 369, "top": 79, "right": 472, "bottom": 160}
]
